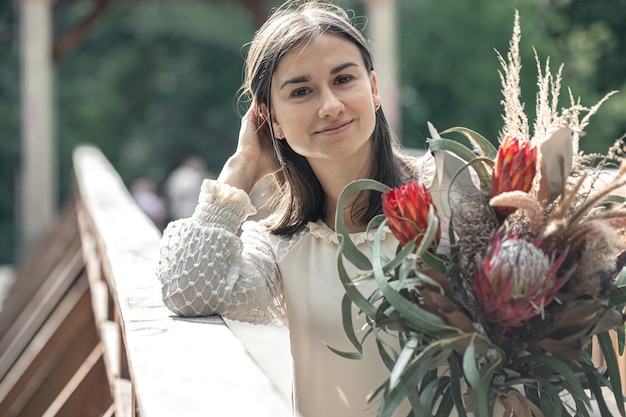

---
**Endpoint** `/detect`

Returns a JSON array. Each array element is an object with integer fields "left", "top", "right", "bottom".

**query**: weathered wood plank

[
  {"left": 73, "top": 145, "right": 293, "bottom": 417},
  {"left": 41, "top": 342, "right": 111, "bottom": 417},
  {"left": 0, "top": 249, "right": 83, "bottom": 381},
  {"left": 0, "top": 275, "right": 95, "bottom": 417},
  {"left": 0, "top": 202, "right": 78, "bottom": 338}
]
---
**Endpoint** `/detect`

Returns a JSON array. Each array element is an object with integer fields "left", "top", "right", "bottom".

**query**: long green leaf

[
  {"left": 371, "top": 226, "right": 448, "bottom": 334},
  {"left": 335, "top": 293, "right": 363, "bottom": 357},
  {"left": 389, "top": 337, "right": 419, "bottom": 388},
  {"left": 615, "top": 267, "right": 626, "bottom": 288},
  {"left": 617, "top": 325, "right": 625, "bottom": 355},
  {"left": 383, "top": 345, "right": 441, "bottom": 417},
  {"left": 336, "top": 251, "right": 377, "bottom": 319},
  {"left": 420, "top": 378, "right": 442, "bottom": 412},
  {"left": 597, "top": 331, "right": 626, "bottom": 416},
  {"left": 450, "top": 355, "right": 468, "bottom": 417},
  {"left": 413, "top": 205, "right": 440, "bottom": 257},
  {"left": 376, "top": 337, "right": 398, "bottom": 372},
  {"left": 531, "top": 376, "right": 564, "bottom": 417},
  {"left": 428, "top": 138, "right": 480, "bottom": 163},
  {"left": 435, "top": 385, "right": 454, "bottom": 417},
  {"left": 428, "top": 138, "right": 492, "bottom": 189},
  {"left": 518, "top": 354, "right": 590, "bottom": 410},
  {"left": 440, "top": 126, "right": 498, "bottom": 160},
  {"left": 586, "top": 372, "right": 613, "bottom": 417},
  {"left": 336, "top": 179, "right": 391, "bottom": 270},
  {"left": 463, "top": 337, "right": 490, "bottom": 417},
  {"left": 608, "top": 286, "right": 626, "bottom": 307}
]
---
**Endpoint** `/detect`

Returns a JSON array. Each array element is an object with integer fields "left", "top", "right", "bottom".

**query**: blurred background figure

[
  {"left": 163, "top": 156, "right": 215, "bottom": 221},
  {"left": 130, "top": 177, "right": 168, "bottom": 230}
]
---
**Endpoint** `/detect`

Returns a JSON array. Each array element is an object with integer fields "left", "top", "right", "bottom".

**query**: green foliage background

[{"left": 1, "top": 0, "right": 625, "bottom": 264}]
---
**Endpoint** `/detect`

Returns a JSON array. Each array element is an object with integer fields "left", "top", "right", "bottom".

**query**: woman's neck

[{"left": 312, "top": 165, "right": 370, "bottom": 233}]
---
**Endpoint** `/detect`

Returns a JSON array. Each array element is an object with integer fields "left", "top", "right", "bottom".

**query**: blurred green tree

[
  {"left": 0, "top": 0, "right": 19, "bottom": 265},
  {"left": 55, "top": 2, "right": 260, "bottom": 202},
  {"left": 398, "top": 0, "right": 626, "bottom": 152}
]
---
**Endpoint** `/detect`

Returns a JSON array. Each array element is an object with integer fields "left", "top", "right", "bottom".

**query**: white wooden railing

[{"left": 73, "top": 145, "right": 293, "bottom": 416}]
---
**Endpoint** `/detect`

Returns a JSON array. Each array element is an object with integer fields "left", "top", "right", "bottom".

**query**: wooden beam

[
  {"left": 361, "top": 0, "right": 400, "bottom": 134},
  {"left": 19, "top": 0, "right": 56, "bottom": 259},
  {"left": 53, "top": 0, "right": 114, "bottom": 63}
]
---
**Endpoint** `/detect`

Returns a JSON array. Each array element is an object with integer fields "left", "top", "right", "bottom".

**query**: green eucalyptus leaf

[
  {"left": 389, "top": 337, "right": 419, "bottom": 388},
  {"left": 336, "top": 179, "right": 391, "bottom": 270},
  {"left": 376, "top": 337, "right": 398, "bottom": 372},
  {"left": 325, "top": 344, "right": 363, "bottom": 360},
  {"left": 429, "top": 138, "right": 480, "bottom": 163},
  {"left": 450, "top": 357, "right": 468, "bottom": 417},
  {"left": 337, "top": 293, "right": 363, "bottom": 356},
  {"left": 531, "top": 376, "right": 564, "bottom": 417},
  {"left": 608, "top": 285, "right": 626, "bottom": 307},
  {"left": 586, "top": 372, "right": 613, "bottom": 417},
  {"left": 413, "top": 206, "right": 439, "bottom": 257},
  {"left": 597, "top": 331, "right": 626, "bottom": 416},
  {"left": 440, "top": 126, "right": 498, "bottom": 160},
  {"left": 420, "top": 377, "right": 442, "bottom": 412},
  {"left": 428, "top": 139, "right": 491, "bottom": 190},
  {"left": 435, "top": 386, "right": 454, "bottom": 417},
  {"left": 382, "top": 238, "right": 416, "bottom": 274},
  {"left": 518, "top": 354, "right": 590, "bottom": 409},
  {"left": 384, "top": 346, "right": 438, "bottom": 417},
  {"left": 617, "top": 325, "right": 625, "bottom": 355},
  {"left": 371, "top": 226, "right": 448, "bottom": 334},
  {"left": 615, "top": 267, "right": 626, "bottom": 287},
  {"left": 462, "top": 341, "right": 489, "bottom": 417},
  {"left": 337, "top": 253, "right": 377, "bottom": 319},
  {"left": 420, "top": 250, "right": 446, "bottom": 273}
]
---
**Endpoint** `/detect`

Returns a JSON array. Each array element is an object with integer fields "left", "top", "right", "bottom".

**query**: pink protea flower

[
  {"left": 382, "top": 180, "right": 440, "bottom": 248},
  {"left": 473, "top": 229, "right": 572, "bottom": 328},
  {"left": 491, "top": 137, "right": 537, "bottom": 217}
]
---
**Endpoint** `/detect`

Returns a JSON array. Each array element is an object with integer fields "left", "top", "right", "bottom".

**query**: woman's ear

[
  {"left": 260, "top": 103, "right": 284, "bottom": 139},
  {"left": 370, "top": 70, "right": 382, "bottom": 110},
  {"left": 259, "top": 103, "right": 270, "bottom": 127}
]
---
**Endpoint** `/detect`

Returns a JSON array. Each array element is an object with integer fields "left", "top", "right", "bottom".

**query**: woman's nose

[{"left": 318, "top": 88, "right": 344, "bottom": 118}]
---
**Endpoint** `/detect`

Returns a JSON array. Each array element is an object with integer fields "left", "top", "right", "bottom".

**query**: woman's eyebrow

[
  {"left": 280, "top": 75, "right": 310, "bottom": 90},
  {"left": 279, "top": 62, "right": 359, "bottom": 90},
  {"left": 330, "top": 62, "right": 358, "bottom": 75}
]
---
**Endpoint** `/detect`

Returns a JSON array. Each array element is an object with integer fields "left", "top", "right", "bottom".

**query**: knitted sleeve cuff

[{"left": 191, "top": 179, "right": 257, "bottom": 232}]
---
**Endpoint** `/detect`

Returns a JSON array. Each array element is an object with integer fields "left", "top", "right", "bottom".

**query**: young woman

[{"left": 157, "top": 1, "right": 431, "bottom": 416}]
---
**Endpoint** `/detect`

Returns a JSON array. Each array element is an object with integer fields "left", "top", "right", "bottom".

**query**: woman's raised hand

[{"left": 217, "top": 105, "right": 282, "bottom": 193}]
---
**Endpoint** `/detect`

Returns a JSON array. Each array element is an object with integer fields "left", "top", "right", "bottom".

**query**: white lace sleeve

[{"left": 156, "top": 179, "right": 287, "bottom": 324}]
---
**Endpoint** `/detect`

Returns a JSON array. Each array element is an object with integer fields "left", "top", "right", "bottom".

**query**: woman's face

[{"left": 267, "top": 33, "right": 381, "bottom": 170}]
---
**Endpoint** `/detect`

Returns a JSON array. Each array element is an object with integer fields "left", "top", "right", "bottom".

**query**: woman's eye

[
  {"left": 291, "top": 88, "right": 310, "bottom": 97},
  {"left": 336, "top": 75, "right": 353, "bottom": 84}
]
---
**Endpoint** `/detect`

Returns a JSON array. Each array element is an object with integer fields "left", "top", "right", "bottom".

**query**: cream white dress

[{"left": 156, "top": 179, "right": 409, "bottom": 417}]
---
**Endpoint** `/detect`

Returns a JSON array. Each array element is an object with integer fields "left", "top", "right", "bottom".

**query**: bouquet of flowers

[{"left": 334, "top": 12, "right": 626, "bottom": 417}]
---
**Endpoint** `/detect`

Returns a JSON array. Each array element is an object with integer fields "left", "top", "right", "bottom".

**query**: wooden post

[
  {"left": 19, "top": 0, "right": 56, "bottom": 260},
  {"left": 362, "top": 0, "right": 400, "bottom": 135}
]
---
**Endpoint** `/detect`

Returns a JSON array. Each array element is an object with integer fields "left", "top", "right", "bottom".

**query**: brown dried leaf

[
  {"left": 420, "top": 288, "right": 475, "bottom": 333},
  {"left": 535, "top": 337, "right": 587, "bottom": 361},
  {"left": 545, "top": 299, "right": 605, "bottom": 339}
]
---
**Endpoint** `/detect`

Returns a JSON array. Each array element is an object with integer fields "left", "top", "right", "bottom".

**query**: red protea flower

[
  {"left": 473, "top": 229, "right": 572, "bottom": 328},
  {"left": 382, "top": 180, "right": 440, "bottom": 248},
  {"left": 491, "top": 137, "right": 537, "bottom": 217}
]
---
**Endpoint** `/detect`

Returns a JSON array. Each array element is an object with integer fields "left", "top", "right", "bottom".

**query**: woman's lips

[{"left": 317, "top": 120, "right": 352, "bottom": 135}]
